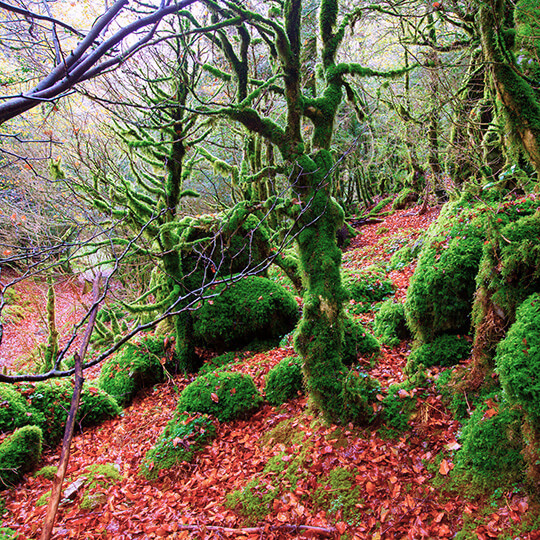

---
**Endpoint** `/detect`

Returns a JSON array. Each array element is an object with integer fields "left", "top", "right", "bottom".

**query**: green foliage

[
  {"left": 342, "top": 267, "right": 394, "bottom": 307},
  {"left": 0, "top": 425, "right": 42, "bottom": 488},
  {"left": 34, "top": 465, "right": 58, "bottom": 480},
  {"left": 177, "top": 371, "right": 262, "bottom": 422},
  {"left": 30, "top": 380, "right": 121, "bottom": 445},
  {"left": 98, "top": 341, "right": 166, "bottom": 407},
  {"left": 264, "top": 356, "right": 304, "bottom": 405},
  {"left": 455, "top": 398, "right": 525, "bottom": 487},
  {"left": 340, "top": 369, "right": 381, "bottom": 425},
  {"left": 383, "top": 382, "right": 418, "bottom": 433},
  {"left": 373, "top": 300, "right": 410, "bottom": 347},
  {"left": 192, "top": 276, "right": 300, "bottom": 349},
  {"left": 496, "top": 293, "right": 540, "bottom": 426},
  {"left": 342, "top": 316, "right": 380, "bottom": 365},
  {"left": 0, "top": 383, "right": 44, "bottom": 434},
  {"left": 0, "top": 528, "right": 19, "bottom": 540},
  {"left": 406, "top": 334, "right": 472, "bottom": 374},
  {"left": 313, "top": 467, "right": 364, "bottom": 524},
  {"left": 140, "top": 413, "right": 216, "bottom": 479},
  {"left": 405, "top": 200, "right": 486, "bottom": 344}
]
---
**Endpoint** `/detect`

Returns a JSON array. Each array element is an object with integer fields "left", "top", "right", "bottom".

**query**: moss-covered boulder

[
  {"left": 0, "top": 425, "right": 43, "bottom": 488},
  {"left": 265, "top": 356, "right": 304, "bottom": 406},
  {"left": 406, "top": 334, "right": 471, "bottom": 374},
  {"left": 30, "top": 380, "right": 121, "bottom": 445},
  {"left": 373, "top": 300, "right": 410, "bottom": 347},
  {"left": 177, "top": 371, "right": 262, "bottom": 422},
  {"left": 0, "top": 384, "right": 44, "bottom": 435},
  {"left": 192, "top": 276, "right": 300, "bottom": 349},
  {"left": 98, "top": 341, "right": 166, "bottom": 408},
  {"left": 140, "top": 413, "right": 216, "bottom": 479},
  {"left": 342, "top": 317, "right": 380, "bottom": 365},
  {"left": 340, "top": 369, "right": 381, "bottom": 425},
  {"left": 342, "top": 267, "right": 394, "bottom": 311}
]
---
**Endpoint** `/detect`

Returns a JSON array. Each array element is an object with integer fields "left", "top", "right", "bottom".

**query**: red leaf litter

[{"left": 2, "top": 205, "right": 539, "bottom": 539}]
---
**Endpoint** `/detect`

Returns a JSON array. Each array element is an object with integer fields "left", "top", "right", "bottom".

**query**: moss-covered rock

[
  {"left": 140, "top": 413, "right": 216, "bottom": 479},
  {"left": 98, "top": 341, "right": 166, "bottom": 408},
  {"left": 342, "top": 316, "right": 380, "bottom": 365},
  {"left": 496, "top": 293, "right": 540, "bottom": 426},
  {"left": 406, "top": 334, "right": 472, "bottom": 374},
  {"left": 264, "top": 356, "right": 304, "bottom": 405},
  {"left": 392, "top": 188, "right": 418, "bottom": 211},
  {"left": 0, "top": 384, "right": 44, "bottom": 435},
  {"left": 340, "top": 369, "right": 381, "bottom": 425},
  {"left": 0, "top": 425, "right": 42, "bottom": 488},
  {"left": 455, "top": 397, "right": 524, "bottom": 487},
  {"left": 342, "top": 267, "right": 394, "bottom": 309},
  {"left": 192, "top": 276, "right": 300, "bottom": 349},
  {"left": 373, "top": 300, "right": 410, "bottom": 347},
  {"left": 177, "top": 371, "right": 262, "bottom": 422},
  {"left": 30, "top": 380, "right": 121, "bottom": 445}
]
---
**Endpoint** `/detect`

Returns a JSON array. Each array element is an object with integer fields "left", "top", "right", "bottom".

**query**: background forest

[{"left": 0, "top": 0, "right": 540, "bottom": 538}]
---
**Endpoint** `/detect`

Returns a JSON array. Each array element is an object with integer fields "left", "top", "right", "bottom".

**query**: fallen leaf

[{"left": 211, "top": 393, "right": 219, "bottom": 403}]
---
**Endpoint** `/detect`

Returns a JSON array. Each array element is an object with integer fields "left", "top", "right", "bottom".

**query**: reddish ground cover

[{"left": 2, "top": 205, "right": 538, "bottom": 539}]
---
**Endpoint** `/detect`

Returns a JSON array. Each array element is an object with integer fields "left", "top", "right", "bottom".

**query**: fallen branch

[
  {"left": 40, "top": 274, "right": 102, "bottom": 540},
  {"left": 175, "top": 523, "right": 336, "bottom": 537}
]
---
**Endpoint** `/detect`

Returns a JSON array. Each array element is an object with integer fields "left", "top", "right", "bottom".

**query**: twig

[
  {"left": 40, "top": 274, "right": 101, "bottom": 540},
  {"left": 174, "top": 523, "right": 336, "bottom": 537}
]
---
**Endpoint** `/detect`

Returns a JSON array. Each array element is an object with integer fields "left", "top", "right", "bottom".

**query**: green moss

[
  {"left": 455, "top": 397, "right": 525, "bottom": 488},
  {"left": 496, "top": 293, "right": 540, "bottom": 426},
  {"left": 79, "top": 463, "right": 122, "bottom": 510},
  {"left": 0, "top": 425, "right": 42, "bottom": 488},
  {"left": 406, "top": 334, "right": 472, "bottom": 374},
  {"left": 192, "top": 276, "right": 300, "bottom": 350},
  {"left": 0, "top": 383, "right": 44, "bottom": 434},
  {"left": 313, "top": 467, "right": 364, "bottom": 524},
  {"left": 342, "top": 267, "right": 394, "bottom": 308},
  {"left": 340, "top": 368, "right": 381, "bottom": 425},
  {"left": 382, "top": 381, "right": 418, "bottom": 433},
  {"left": 392, "top": 188, "right": 418, "bottom": 211},
  {"left": 342, "top": 316, "right": 380, "bottom": 365},
  {"left": 30, "top": 380, "right": 121, "bottom": 445},
  {"left": 140, "top": 413, "right": 216, "bottom": 479},
  {"left": 98, "top": 341, "right": 165, "bottom": 408},
  {"left": 36, "top": 490, "right": 51, "bottom": 506},
  {"left": 34, "top": 465, "right": 58, "bottom": 480},
  {"left": 177, "top": 371, "right": 262, "bottom": 422},
  {"left": 264, "top": 356, "right": 304, "bottom": 405},
  {"left": 0, "top": 528, "right": 20, "bottom": 539},
  {"left": 373, "top": 300, "right": 410, "bottom": 347},
  {"left": 198, "top": 351, "right": 248, "bottom": 376}
]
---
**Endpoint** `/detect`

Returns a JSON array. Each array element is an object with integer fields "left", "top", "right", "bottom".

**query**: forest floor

[{"left": 1, "top": 204, "right": 539, "bottom": 539}]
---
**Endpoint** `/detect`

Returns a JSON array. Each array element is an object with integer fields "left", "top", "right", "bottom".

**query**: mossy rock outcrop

[
  {"left": 0, "top": 384, "right": 44, "bottom": 435},
  {"left": 342, "top": 317, "right": 380, "bottom": 365},
  {"left": 0, "top": 425, "right": 42, "bottom": 488},
  {"left": 406, "top": 334, "right": 471, "bottom": 374},
  {"left": 265, "top": 356, "right": 304, "bottom": 406},
  {"left": 373, "top": 300, "right": 410, "bottom": 347},
  {"left": 192, "top": 276, "right": 300, "bottom": 350}
]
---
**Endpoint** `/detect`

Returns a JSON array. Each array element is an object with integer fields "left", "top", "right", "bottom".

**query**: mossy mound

[
  {"left": 0, "top": 425, "right": 42, "bottom": 488},
  {"left": 406, "top": 334, "right": 471, "bottom": 374},
  {"left": 342, "top": 267, "right": 394, "bottom": 310},
  {"left": 0, "top": 528, "right": 19, "bottom": 540},
  {"left": 0, "top": 384, "right": 44, "bottom": 434},
  {"left": 98, "top": 341, "right": 166, "bottom": 407},
  {"left": 177, "top": 371, "right": 263, "bottom": 422},
  {"left": 455, "top": 397, "right": 525, "bottom": 487},
  {"left": 404, "top": 200, "right": 486, "bottom": 344},
  {"left": 342, "top": 317, "right": 380, "bottom": 365},
  {"left": 382, "top": 379, "right": 421, "bottom": 433},
  {"left": 496, "top": 293, "right": 540, "bottom": 426},
  {"left": 192, "top": 276, "right": 300, "bottom": 350},
  {"left": 140, "top": 413, "right": 216, "bottom": 479},
  {"left": 30, "top": 380, "right": 122, "bottom": 445},
  {"left": 341, "top": 369, "right": 381, "bottom": 425},
  {"left": 373, "top": 300, "right": 410, "bottom": 347},
  {"left": 265, "top": 356, "right": 304, "bottom": 406},
  {"left": 391, "top": 188, "right": 418, "bottom": 211},
  {"left": 198, "top": 351, "right": 250, "bottom": 376}
]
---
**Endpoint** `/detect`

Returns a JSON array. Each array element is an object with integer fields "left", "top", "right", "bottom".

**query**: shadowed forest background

[{"left": 0, "top": 0, "right": 540, "bottom": 538}]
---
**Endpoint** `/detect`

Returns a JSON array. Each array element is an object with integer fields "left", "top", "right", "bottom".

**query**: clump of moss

[
  {"left": 342, "top": 316, "right": 380, "bottom": 365},
  {"left": 0, "top": 528, "right": 19, "bottom": 539},
  {"left": 455, "top": 397, "right": 525, "bottom": 488},
  {"left": 406, "top": 334, "right": 471, "bottom": 374},
  {"left": 0, "top": 425, "right": 42, "bottom": 488},
  {"left": 382, "top": 381, "right": 419, "bottom": 433},
  {"left": 342, "top": 267, "right": 394, "bottom": 309},
  {"left": 34, "top": 465, "right": 58, "bottom": 480},
  {"left": 264, "top": 356, "right": 304, "bottom": 405},
  {"left": 198, "top": 351, "right": 249, "bottom": 376},
  {"left": 98, "top": 341, "right": 165, "bottom": 407},
  {"left": 392, "top": 188, "right": 418, "bottom": 211},
  {"left": 341, "top": 369, "right": 381, "bottom": 425},
  {"left": 177, "top": 371, "right": 262, "bottom": 422},
  {"left": 30, "top": 380, "right": 121, "bottom": 445},
  {"left": 373, "top": 300, "right": 410, "bottom": 346},
  {"left": 192, "top": 276, "right": 300, "bottom": 349},
  {"left": 79, "top": 463, "right": 122, "bottom": 510},
  {"left": 313, "top": 467, "right": 364, "bottom": 523},
  {"left": 140, "top": 413, "right": 216, "bottom": 479},
  {"left": 0, "top": 383, "right": 44, "bottom": 434}
]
